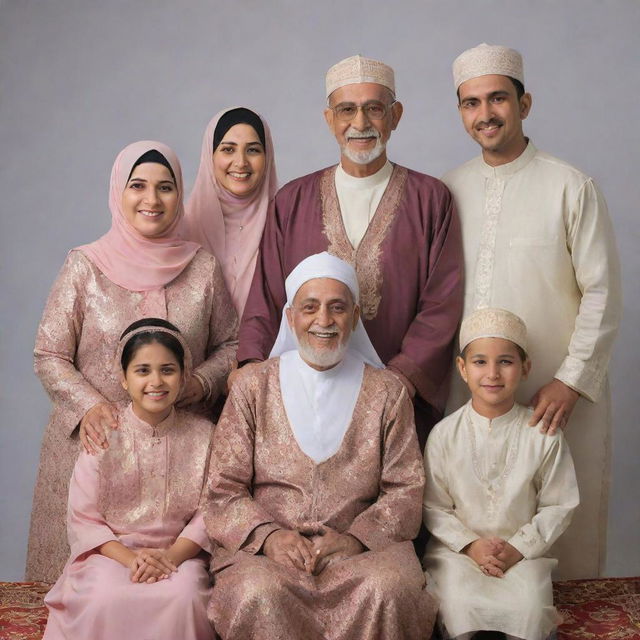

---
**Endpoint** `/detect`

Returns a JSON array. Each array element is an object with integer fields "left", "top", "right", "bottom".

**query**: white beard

[
  {"left": 341, "top": 128, "right": 386, "bottom": 165},
  {"left": 293, "top": 333, "right": 348, "bottom": 369}
]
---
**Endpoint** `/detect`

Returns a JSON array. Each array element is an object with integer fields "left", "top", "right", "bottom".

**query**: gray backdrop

[{"left": 1, "top": 0, "right": 638, "bottom": 580}]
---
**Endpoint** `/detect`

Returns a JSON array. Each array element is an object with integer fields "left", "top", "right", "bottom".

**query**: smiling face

[
  {"left": 121, "top": 341, "right": 183, "bottom": 425},
  {"left": 121, "top": 162, "right": 179, "bottom": 237},
  {"left": 212, "top": 123, "right": 266, "bottom": 198},
  {"left": 285, "top": 277, "right": 360, "bottom": 370},
  {"left": 457, "top": 337, "right": 530, "bottom": 418},
  {"left": 458, "top": 74, "right": 531, "bottom": 166},
  {"left": 324, "top": 82, "right": 403, "bottom": 177}
]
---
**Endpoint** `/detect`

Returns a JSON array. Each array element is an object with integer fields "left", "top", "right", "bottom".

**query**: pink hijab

[
  {"left": 185, "top": 108, "right": 278, "bottom": 316},
  {"left": 78, "top": 141, "right": 200, "bottom": 292}
]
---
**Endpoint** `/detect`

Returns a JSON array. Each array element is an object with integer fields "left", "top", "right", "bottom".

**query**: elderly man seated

[{"left": 205, "top": 252, "right": 436, "bottom": 640}]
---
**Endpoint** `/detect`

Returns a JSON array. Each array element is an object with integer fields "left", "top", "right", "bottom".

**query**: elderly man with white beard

[
  {"left": 235, "top": 55, "right": 463, "bottom": 449},
  {"left": 206, "top": 252, "right": 437, "bottom": 640}
]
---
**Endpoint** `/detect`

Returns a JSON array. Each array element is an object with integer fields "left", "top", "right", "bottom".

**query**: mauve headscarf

[
  {"left": 184, "top": 107, "right": 278, "bottom": 317},
  {"left": 78, "top": 140, "right": 200, "bottom": 292}
]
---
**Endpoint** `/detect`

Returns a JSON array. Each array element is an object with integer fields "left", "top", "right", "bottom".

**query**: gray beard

[{"left": 293, "top": 334, "right": 347, "bottom": 369}]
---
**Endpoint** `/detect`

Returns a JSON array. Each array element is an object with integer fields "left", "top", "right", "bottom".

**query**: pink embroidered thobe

[
  {"left": 205, "top": 359, "right": 437, "bottom": 640},
  {"left": 237, "top": 164, "right": 463, "bottom": 446},
  {"left": 27, "top": 249, "right": 237, "bottom": 582},
  {"left": 43, "top": 404, "right": 215, "bottom": 640}
]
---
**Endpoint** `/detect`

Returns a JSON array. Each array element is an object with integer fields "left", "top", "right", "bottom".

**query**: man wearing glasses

[{"left": 235, "top": 55, "right": 463, "bottom": 446}]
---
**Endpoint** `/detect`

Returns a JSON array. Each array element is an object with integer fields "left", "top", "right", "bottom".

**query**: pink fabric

[
  {"left": 43, "top": 403, "right": 215, "bottom": 640},
  {"left": 78, "top": 140, "right": 200, "bottom": 292},
  {"left": 185, "top": 108, "right": 278, "bottom": 316}
]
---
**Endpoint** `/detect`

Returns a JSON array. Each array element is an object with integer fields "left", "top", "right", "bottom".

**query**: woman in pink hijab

[
  {"left": 26, "top": 141, "right": 238, "bottom": 583},
  {"left": 185, "top": 107, "right": 278, "bottom": 318}
]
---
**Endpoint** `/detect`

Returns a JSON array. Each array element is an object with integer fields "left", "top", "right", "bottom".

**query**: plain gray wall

[{"left": 1, "top": 0, "right": 638, "bottom": 580}]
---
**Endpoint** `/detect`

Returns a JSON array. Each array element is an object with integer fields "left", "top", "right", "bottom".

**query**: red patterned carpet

[{"left": 1, "top": 578, "right": 639, "bottom": 639}]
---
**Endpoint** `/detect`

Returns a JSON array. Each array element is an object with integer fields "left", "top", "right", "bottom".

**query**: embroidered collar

[{"left": 126, "top": 403, "right": 176, "bottom": 438}]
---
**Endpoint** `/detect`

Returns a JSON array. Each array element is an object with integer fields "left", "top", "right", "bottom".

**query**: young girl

[
  {"left": 423, "top": 308, "right": 579, "bottom": 640},
  {"left": 43, "top": 319, "right": 215, "bottom": 640}
]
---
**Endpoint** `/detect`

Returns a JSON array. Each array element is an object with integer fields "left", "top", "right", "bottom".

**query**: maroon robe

[{"left": 238, "top": 164, "right": 464, "bottom": 443}]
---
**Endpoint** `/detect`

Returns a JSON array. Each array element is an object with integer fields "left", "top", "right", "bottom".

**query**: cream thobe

[
  {"left": 443, "top": 142, "right": 621, "bottom": 578},
  {"left": 423, "top": 402, "right": 579, "bottom": 640},
  {"left": 335, "top": 160, "right": 393, "bottom": 248}
]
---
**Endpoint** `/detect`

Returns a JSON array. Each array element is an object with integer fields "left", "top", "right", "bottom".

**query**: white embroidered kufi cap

[
  {"left": 269, "top": 252, "right": 384, "bottom": 368},
  {"left": 459, "top": 307, "right": 528, "bottom": 354},
  {"left": 325, "top": 55, "right": 395, "bottom": 98},
  {"left": 453, "top": 43, "right": 524, "bottom": 89}
]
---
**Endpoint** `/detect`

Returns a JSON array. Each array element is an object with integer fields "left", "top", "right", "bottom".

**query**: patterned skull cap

[
  {"left": 326, "top": 55, "right": 395, "bottom": 98},
  {"left": 453, "top": 43, "right": 524, "bottom": 89},
  {"left": 459, "top": 307, "right": 528, "bottom": 354}
]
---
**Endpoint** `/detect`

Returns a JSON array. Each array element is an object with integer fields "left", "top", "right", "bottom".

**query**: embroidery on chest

[{"left": 319, "top": 166, "right": 407, "bottom": 320}]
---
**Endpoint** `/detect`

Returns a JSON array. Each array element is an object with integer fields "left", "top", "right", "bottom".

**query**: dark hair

[
  {"left": 456, "top": 76, "right": 525, "bottom": 103},
  {"left": 213, "top": 108, "right": 266, "bottom": 151},
  {"left": 120, "top": 318, "right": 184, "bottom": 371},
  {"left": 460, "top": 342, "right": 528, "bottom": 362},
  {"left": 127, "top": 149, "right": 176, "bottom": 183}
]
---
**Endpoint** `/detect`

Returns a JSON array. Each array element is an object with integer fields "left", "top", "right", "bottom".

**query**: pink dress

[
  {"left": 43, "top": 403, "right": 215, "bottom": 640},
  {"left": 27, "top": 248, "right": 237, "bottom": 582}
]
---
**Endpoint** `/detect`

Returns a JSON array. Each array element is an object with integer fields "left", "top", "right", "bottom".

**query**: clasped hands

[
  {"left": 463, "top": 537, "right": 523, "bottom": 578},
  {"left": 262, "top": 526, "right": 364, "bottom": 575},
  {"left": 128, "top": 548, "right": 178, "bottom": 584}
]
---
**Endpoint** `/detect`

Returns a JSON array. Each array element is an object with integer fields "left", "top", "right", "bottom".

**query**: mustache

[
  {"left": 345, "top": 127, "right": 381, "bottom": 140},
  {"left": 476, "top": 118, "right": 503, "bottom": 129}
]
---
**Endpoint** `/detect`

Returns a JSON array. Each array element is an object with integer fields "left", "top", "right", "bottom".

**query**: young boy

[{"left": 423, "top": 308, "right": 579, "bottom": 640}]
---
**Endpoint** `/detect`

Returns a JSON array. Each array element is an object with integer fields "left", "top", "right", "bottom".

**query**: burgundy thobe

[{"left": 238, "top": 164, "right": 463, "bottom": 443}]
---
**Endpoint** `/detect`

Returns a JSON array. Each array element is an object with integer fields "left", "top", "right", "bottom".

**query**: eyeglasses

[{"left": 329, "top": 100, "right": 397, "bottom": 122}]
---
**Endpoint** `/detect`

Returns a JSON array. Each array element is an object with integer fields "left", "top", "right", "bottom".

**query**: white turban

[
  {"left": 325, "top": 55, "right": 396, "bottom": 98},
  {"left": 459, "top": 307, "right": 528, "bottom": 354},
  {"left": 269, "top": 252, "right": 384, "bottom": 368},
  {"left": 453, "top": 43, "right": 524, "bottom": 89}
]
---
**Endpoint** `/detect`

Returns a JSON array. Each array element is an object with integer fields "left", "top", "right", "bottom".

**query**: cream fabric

[
  {"left": 325, "top": 55, "right": 395, "bottom": 97},
  {"left": 335, "top": 161, "right": 393, "bottom": 249},
  {"left": 459, "top": 307, "right": 528, "bottom": 353},
  {"left": 443, "top": 141, "right": 622, "bottom": 578},
  {"left": 424, "top": 401, "right": 578, "bottom": 639},
  {"left": 453, "top": 43, "right": 524, "bottom": 89}
]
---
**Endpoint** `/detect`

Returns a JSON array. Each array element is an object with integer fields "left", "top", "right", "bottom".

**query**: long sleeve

[
  {"left": 554, "top": 178, "right": 622, "bottom": 402},
  {"left": 192, "top": 256, "right": 238, "bottom": 403},
  {"left": 508, "top": 434, "right": 579, "bottom": 559},
  {"left": 423, "top": 430, "right": 480, "bottom": 553},
  {"left": 347, "top": 388, "right": 425, "bottom": 551},
  {"left": 179, "top": 510, "right": 212, "bottom": 554},
  {"left": 34, "top": 252, "right": 107, "bottom": 437},
  {"left": 67, "top": 451, "right": 117, "bottom": 563},
  {"left": 204, "top": 380, "right": 277, "bottom": 553},
  {"left": 236, "top": 198, "right": 287, "bottom": 362},
  {"left": 387, "top": 191, "right": 464, "bottom": 412}
]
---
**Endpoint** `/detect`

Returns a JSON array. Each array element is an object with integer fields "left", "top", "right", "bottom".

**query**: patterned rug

[{"left": 1, "top": 578, "right": 639, "bottom": 639}]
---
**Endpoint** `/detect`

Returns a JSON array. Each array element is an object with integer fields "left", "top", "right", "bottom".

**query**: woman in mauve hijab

[
  {"left": 26, "top": 141, "right": 238, "bottom": 583},
  {"left": 185, "top": 107, "right": 278, "bottom": 319}
]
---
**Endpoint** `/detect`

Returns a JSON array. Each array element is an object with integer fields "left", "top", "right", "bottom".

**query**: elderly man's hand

[
  {"left": 309, "top": 528, "right": 365, "bottom": 575},
  {"left": 262, "top": 529, "right": 315, "bottom": 573},
  {"left": 529, "top": 379, "right": 579, "bottom": 435}
]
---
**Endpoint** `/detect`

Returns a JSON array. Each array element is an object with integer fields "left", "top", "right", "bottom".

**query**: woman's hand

[
  {"left": 79, "top": 402, "right": 117, "bottom": 454},
  {"left": 129, "top": 548, "right": 178, "bottom": 584},
  {"left": 176, "top": 376, "right": 204, "bottom": 408}
]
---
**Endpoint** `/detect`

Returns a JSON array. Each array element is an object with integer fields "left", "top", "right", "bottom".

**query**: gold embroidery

[{"left": 319, "top": 165, "right": 408, "bottom": 320}]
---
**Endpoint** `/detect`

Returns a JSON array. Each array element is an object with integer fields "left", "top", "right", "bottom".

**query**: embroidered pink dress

[
  {"left": 43, "top": 403, "right": 215, "bottom": 640},
  {"left": 27, "top": 249, "right": 237, "bottom": 582}
]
